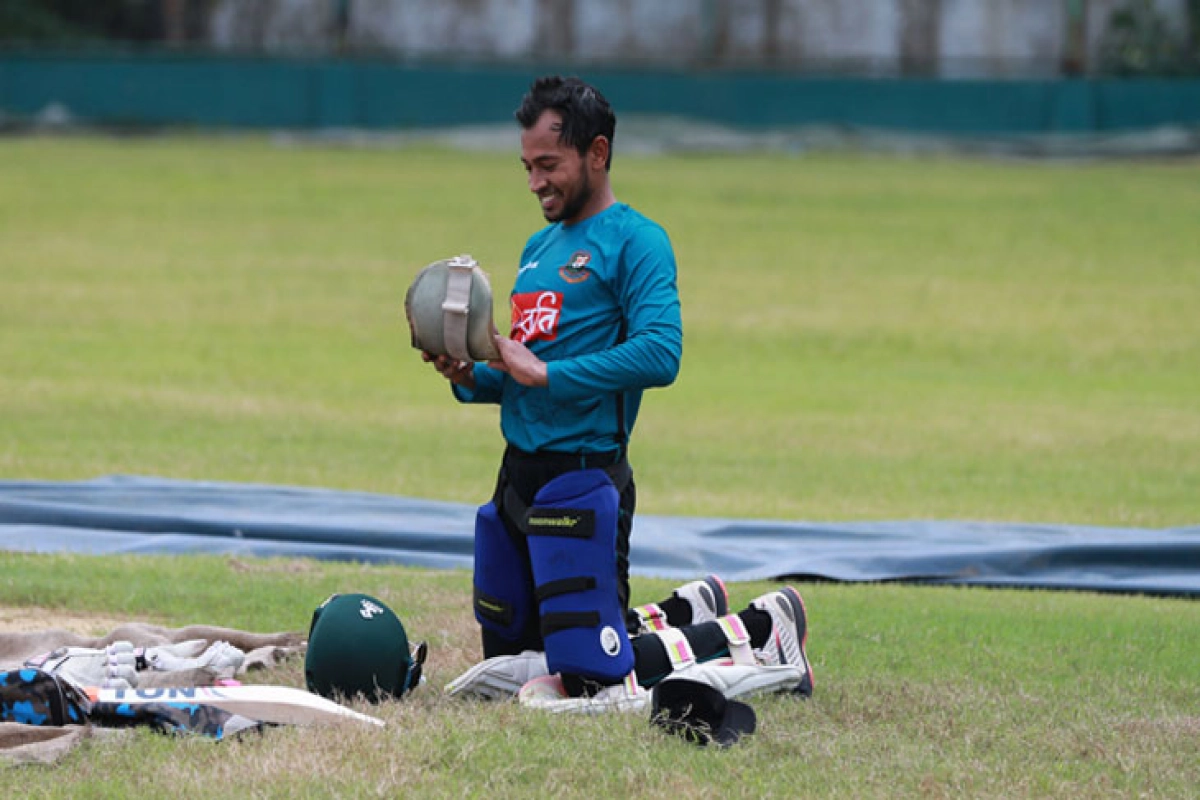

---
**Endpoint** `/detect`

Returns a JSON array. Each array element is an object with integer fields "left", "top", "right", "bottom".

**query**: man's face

[{"left": 520, "top": 110, "right": 592, "bottom": 224}]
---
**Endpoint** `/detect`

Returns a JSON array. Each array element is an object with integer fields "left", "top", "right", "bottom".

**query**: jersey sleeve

[
  {"left": 452, "top": 362, "right": 505, "bottom": 404},
  {"left": 545, "top": 223, "right": 682, "bottom": 403}
]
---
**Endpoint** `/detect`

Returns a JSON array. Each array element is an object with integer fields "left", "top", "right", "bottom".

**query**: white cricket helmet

[{"left": 404, "top": 254, "right": 500, "bottom": 362}]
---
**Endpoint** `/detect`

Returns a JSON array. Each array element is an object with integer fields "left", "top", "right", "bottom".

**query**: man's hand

[
  {"left": 488, "top": 334, "right": 548, "bottom": 387},
  {"left": 423, "top": 351, "right": 476, "bottom": 390}
]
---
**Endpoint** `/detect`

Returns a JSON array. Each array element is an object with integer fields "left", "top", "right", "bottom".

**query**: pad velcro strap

[
  {"left": 540, "top": 611, "right": 601, "bottom": 637},
  {"left": 473, "top": 586, "right": 513, "bottom": 627},
  {"left": 717, "top": 614, "right": 757, "bottom": 666},
  {"left": 441, "top": 255, "right": 476, "bottom": 362},
  {"left": 536, "top": 576, "right": 596, "bottom": 602},
  {"left": 656, "top": 627, "right": 696, "bottom": 670},
  {"left": 633, "top": 602, "right": 669, "bottom": 632}
]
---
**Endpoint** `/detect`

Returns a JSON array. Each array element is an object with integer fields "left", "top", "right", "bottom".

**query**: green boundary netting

[{"left": 2, "top": 52, "right": 1199, "bottom": 145}]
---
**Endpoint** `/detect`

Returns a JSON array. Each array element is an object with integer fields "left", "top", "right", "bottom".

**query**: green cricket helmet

[
  {"left": 305, "top": 593, "right": 427, "bottom": 702},
  {"left": 404, "top": 254, "right": 500, "bottom": 362}
]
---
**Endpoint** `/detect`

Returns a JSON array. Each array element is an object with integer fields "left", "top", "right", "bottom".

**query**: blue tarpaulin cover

[{"left": 1, "top": 476, "right": 1197, "bottom": 597}]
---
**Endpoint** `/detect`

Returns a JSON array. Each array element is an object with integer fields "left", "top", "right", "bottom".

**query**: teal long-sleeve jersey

[{"left": 453, "top": 203, "right": 682, "bottom": 453}]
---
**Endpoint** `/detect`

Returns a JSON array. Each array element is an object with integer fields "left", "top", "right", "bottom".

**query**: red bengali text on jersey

[{"left": 510, "top": 291, "right": 563, "bottom": 344}]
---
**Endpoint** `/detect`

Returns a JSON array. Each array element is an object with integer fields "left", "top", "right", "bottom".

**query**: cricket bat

[{"left": 86, "top": 684, "right": 385, "bottom": 728}]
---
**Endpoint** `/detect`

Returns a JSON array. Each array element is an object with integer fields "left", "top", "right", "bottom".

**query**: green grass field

[
  {"left": 3, "top": 136, "right": 1198, "bottom": 524},
  {"left": 1, "top": 136, "right": 1198, "bottom": 797}
]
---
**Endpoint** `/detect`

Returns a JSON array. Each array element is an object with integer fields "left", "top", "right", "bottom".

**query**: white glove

[
  {"left": 144, "top": 640, "right": 245, "bottom": 679},
  {"left": 26, "top": 641, "right": 140, "bottom": 689},
  {"left": 517, "top": 673, "right": 649, "bottom": 715},
  {"left": 445, "top": 651, "right": 548, "bottom": 700}
]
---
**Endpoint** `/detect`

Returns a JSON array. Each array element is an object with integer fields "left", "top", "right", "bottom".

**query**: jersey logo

[
  {"left": 511, "top": 291, "right": 563, "bottom": 344},
  {"left": 559, "top": 251, "right": 592, "bottom": 284}
]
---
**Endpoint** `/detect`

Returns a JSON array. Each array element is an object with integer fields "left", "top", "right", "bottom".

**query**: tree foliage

[
  {"left": 0, "top": 0, "right": 163, "bottom": 43},
  {"left": 1098, "top": 0, "right": 1199, "bottom": 75}
]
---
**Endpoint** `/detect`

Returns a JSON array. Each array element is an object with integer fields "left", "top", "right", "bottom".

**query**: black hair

[{"left": 515, "top": 75, "right": 616, "bottom": 170}]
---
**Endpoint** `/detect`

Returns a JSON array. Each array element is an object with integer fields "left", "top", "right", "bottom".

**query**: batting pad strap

[
  {"left": 540, "top": 611, "right": 602, "bottom": 637},
  {"left": 536, "top": 577, "right": 596, "bottom": 602},
  {"left": 656, "top": 628, "right": 696, "bottom": 670},
  {"left": 718, "top": 614, "right": 756, "bottom": 666},
  {"left": 632, "top": 602, "right": 669, "bottom": 633}
]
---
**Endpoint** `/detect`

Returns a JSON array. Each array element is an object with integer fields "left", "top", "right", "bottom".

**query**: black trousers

[{"left": 480, "top": 445, "right": 636, "bottom": 658}]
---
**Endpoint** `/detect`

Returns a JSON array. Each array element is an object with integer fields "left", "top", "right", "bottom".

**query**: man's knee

[
  {"left": 527, "top": 469, "right": 634, "bottom": 683},
  {"left": 472, "top": 501, "right": 539, "bottom": 655}
]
